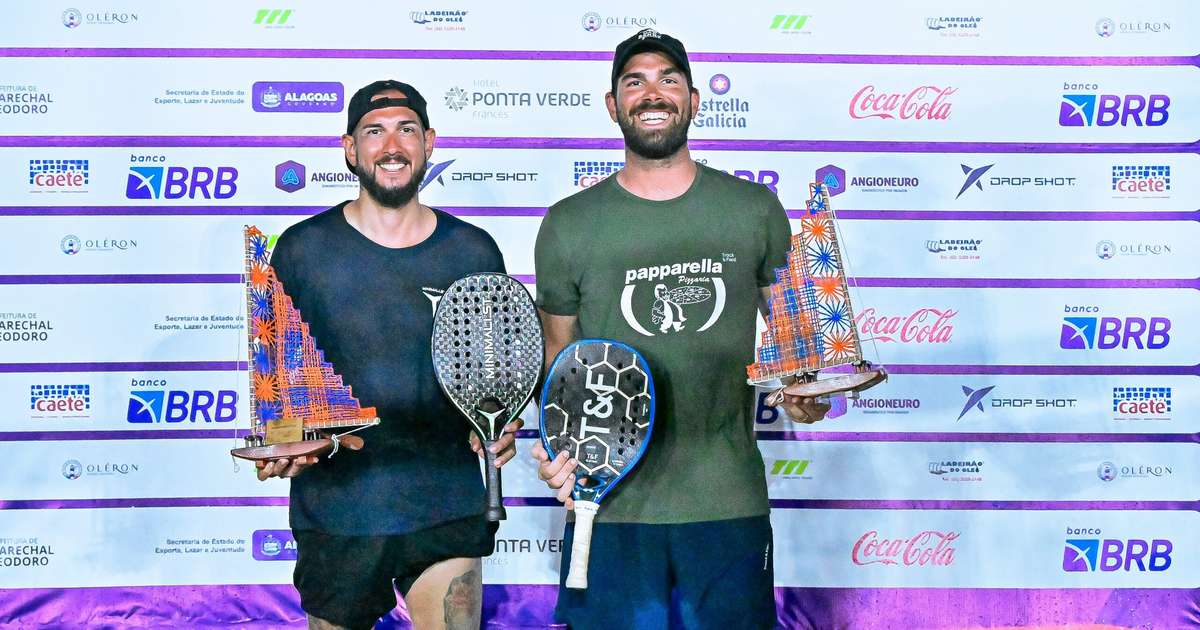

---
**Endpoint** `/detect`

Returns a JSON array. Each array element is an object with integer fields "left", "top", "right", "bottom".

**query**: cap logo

[{"left": 637, "top": 28, "right": 661, "bottom": 40}]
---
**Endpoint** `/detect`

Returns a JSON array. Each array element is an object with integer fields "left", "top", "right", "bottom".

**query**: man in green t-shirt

[{"left": 531, "top": 29, "right": 831, "bottom": 629}]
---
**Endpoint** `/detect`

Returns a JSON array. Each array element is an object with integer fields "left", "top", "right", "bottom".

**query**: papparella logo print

[{"left": 621, "top": 258, "right": 727, "bottom": 337}]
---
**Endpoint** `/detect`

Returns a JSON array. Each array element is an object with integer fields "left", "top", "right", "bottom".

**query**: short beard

[
  {"left": 356, "top": 159, "right": 427, "bottom": 209},
  {"left": 616, "top": 102, "right": 691, "bottom": 160}
]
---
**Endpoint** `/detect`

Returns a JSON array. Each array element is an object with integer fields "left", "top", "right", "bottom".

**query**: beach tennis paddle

[
  {"left": 432, "top": 272, "right": 543, "bottom": 521},
  {"left": 540, "top": 339, "right": 655, "bottom": 588}
]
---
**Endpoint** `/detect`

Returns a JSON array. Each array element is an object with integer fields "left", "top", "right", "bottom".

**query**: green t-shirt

[{"left": 535, "top": 162, "right": 791, "bottom": 524}]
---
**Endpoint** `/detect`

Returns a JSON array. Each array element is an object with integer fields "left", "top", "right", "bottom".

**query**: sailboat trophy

[
  {"left": 232, "top": 226, "right": 379, "bottom": 462},
  {"left": 748, "top": 182, "right": 887, "bottom": 405}
]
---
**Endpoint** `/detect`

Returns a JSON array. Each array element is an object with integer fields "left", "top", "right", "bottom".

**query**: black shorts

[
  {"left": 293, "top": 514, "right": 498, "bottom": 629},
  {"left": 555, "top": 515, "right": 777, "bottom": 630}
]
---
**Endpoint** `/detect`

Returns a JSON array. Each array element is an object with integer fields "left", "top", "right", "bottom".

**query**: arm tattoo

[{"left": 443, "top": 567, "right": 482, "bottom": 630}]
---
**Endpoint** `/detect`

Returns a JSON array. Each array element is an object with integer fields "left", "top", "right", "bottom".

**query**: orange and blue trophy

[
  {"left": 232, "top": 226, "right": 378, "bottom": 461},
  {"left": 748, "top": 183, "right": 886, "bottom": 404}
]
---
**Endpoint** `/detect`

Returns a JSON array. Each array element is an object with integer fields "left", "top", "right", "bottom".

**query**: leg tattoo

[{"left": 442, "top": 568, "right": 481, "bottom": 630}]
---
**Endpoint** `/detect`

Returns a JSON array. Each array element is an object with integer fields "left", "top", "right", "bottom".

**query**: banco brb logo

[
  {"left": 1063, "top": 537, "right": 1172, "bottom": 572},
  {"left": 127, "top": 379, "right": 237, "bottom": 423}
]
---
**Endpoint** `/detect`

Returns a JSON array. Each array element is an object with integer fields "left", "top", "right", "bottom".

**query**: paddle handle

[
  {"left": 566, "top": 500, "right": 599, "bottom": 589},
  {"left": 483, "top": 440, "right": 506, "bottom": 522}
]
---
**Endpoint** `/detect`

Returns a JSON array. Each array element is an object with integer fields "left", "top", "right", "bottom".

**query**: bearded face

[
  {"left": 615, "top": 94, "right": 693, "bottom": 160},
  {"left": 354, "top": 152, "right": 428, "bottom": 209}
]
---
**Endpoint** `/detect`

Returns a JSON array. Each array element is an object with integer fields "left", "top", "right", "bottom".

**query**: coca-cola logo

[
  {"left": 852, "top": 530, "right": 959, "bottom": 566},
  {"left": 855, "top": 307, "right": 956, "bottom": 343},
  {"left": 849, "top": 85, "right": 956, "bottom": 120}
]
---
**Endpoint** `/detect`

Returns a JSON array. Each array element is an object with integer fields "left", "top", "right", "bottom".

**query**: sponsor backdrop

[{"left": 0, "top": 0, "right": 1196, "bottom": 628}]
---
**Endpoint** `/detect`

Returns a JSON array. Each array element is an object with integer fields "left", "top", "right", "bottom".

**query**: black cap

[
  {"left": 610, "top": 29, "right": 692, "bottom": 93},
  {"left": 345, "top": 80, "right": 430, "bottom": 135}
]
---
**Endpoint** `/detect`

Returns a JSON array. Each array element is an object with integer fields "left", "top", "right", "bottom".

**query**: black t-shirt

[{"left": 270, "top": 202, "right": 505, "bottom": 535}]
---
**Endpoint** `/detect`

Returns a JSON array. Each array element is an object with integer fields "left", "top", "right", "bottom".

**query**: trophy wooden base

[
  {"left": 230, "top": 434, "right": 365, "bottom": 462},
  {"left": 764, "top": 364, "right": 888, "bottom": 406}
]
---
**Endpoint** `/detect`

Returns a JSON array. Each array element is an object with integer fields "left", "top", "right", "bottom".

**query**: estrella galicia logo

[
  {"left": 1063, "top": 537, "right": 1172, "bottom": 572},
  {"left": 1059, "top": 93, "right": 1170, "bottom": 127},
  {"left": 251, "top": 82, "right": 344, "bottom": 113},
  {"left": 956, "top": 163, "right": 994, "bottom": 199},
  {"left": 956, "top": 384, "right": 995, "bottom": 420},
  {"left": 274, "top": 160, "right": 305, "bottom": 193},
  {"left": 126, "top": 163, "right": 238, "bottom": 200},
  {"left": 709, "top": 74, "right": 731, "bottom": 96},
  {"left": 127, "top": 385, "right": 237, "bottom": 424},
  {"left": 252, "top": 529, "right": 298, "bottom": 561},
  {"left": 418, "top": 159, "right": 456, "bottom": 191},
  {"left": 1059, "top": 315, "right": 1171, "bottom": 350}
]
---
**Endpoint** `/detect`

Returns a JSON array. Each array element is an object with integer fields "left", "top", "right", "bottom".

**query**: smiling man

[
  {"left": 531, "top": 30, "right": 831, "bottom": 629},
  {"left": 256, "top": 80, "right": 521, "bottom": 630}
]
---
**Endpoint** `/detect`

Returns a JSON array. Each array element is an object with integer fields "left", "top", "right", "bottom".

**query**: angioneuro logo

[
  {"left": 815, "top": 164, "right": 846, "bottom": 196},
  {"left": 126, "top": 162, "right": 238, "bottom": 200},
  {"left": 1063, "top": 537, "right": 1172, "bottom": 572},
  {"left": 1059, "top": 314, "right": 1170, "bottom": 350},
  {"left": 127, "top": 381, "right": 237, "bottom": 424},
  {"left": 274, "top": 160, "right": 305, "bottom": 193},
  {"left": 1058, "top": 91, "right": 1169, "bottom": 127}
]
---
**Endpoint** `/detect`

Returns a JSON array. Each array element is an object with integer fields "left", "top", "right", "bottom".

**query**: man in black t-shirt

[{"left": 256, "top": 80, "right": 521, "bottom": 630}]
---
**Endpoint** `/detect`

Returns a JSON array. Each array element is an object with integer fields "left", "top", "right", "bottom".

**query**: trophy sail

[
  {"left": 234, "top": 226, "right": 379, "bottom": 462},
  {"left": 747, "top": 183, "right": 886, "bottom": 402}
]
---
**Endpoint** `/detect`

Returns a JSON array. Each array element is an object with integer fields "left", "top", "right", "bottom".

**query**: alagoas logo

[{"left": 621, "top": 258, "right": 727, "bottom": 336}]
